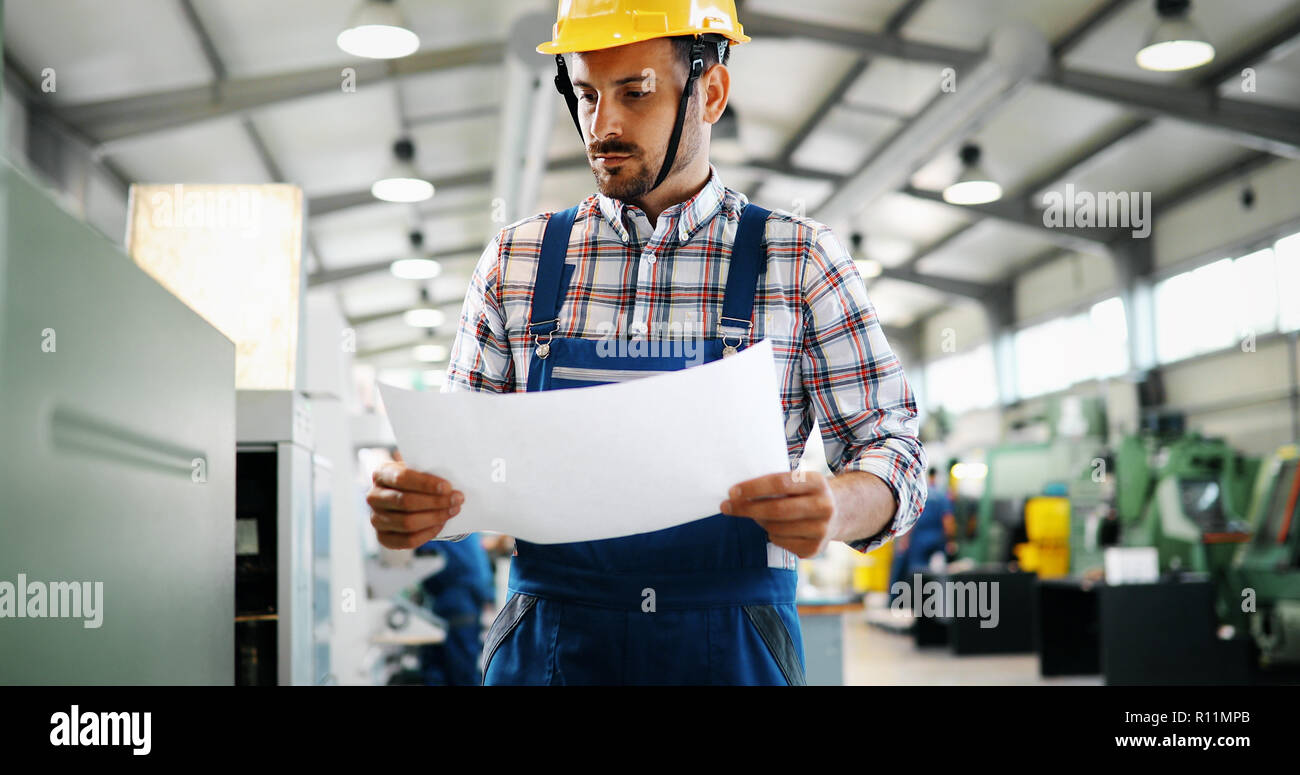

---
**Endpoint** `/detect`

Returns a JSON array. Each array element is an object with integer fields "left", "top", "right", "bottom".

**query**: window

[
  {"left": 1014, "top": 296, "right": 1129, "bottom": 399},
  {"left": 1230, "top": 248, "right": 1278, "bottom": 338},
  {"left": 1088, "top": 296, "right": 1130, "bottom": 378},
  {"left": 1153, "top": 233, "right": 1300, "bottom": 365},
  {"left": 1278, "top": 232, "right": 1300, "bottom": 333},
  {"left": 925, "top": 344, "right": 998, "bottom": 415},
  {"left": 1155, "top": 258, "right": 1238, "bottom": 364},
  {"left": 1015, "top": 318, "right": 1069, "bottom": 398}
]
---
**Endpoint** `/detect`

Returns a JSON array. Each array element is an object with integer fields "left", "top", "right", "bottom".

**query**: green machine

[
  {"left": 1115, "top": 432, "right": 1259, "bottom": 620},
  {"left": 1226, "top": 445, "right": 1300, "bottom": 666},
  {"left": 956, "top": 439, "right": 1103, "bottom": 567},
  {"left": 951, "top": 398, "right": 1109, "bottom": 568}
]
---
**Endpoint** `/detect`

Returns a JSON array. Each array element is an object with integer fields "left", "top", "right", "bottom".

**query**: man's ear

[{"left": 700, "top": 63, "right": 730, "bottom": 125}]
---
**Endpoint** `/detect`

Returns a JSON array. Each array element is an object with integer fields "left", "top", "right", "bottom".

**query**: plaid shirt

[{"left": 444, "top": 165, "right": 927, "bottom": 552}]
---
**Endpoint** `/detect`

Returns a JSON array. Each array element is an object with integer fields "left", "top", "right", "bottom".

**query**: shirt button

[{"left": 642, "top": 251, "right": 656, "bottom": 265}]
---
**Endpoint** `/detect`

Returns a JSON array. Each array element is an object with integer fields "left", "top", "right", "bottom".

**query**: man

[{"left": 367, "top": 0, "right": 927, "bottom": 685}]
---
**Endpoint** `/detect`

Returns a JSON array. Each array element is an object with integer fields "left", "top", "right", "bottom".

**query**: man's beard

[{"left": 588, "top": 102, "right": 700, "bottom": 201}]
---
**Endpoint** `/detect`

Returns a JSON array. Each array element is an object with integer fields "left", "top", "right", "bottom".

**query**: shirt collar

[{"left": 596, "top": 163, "right": 726, "bottom": 246}]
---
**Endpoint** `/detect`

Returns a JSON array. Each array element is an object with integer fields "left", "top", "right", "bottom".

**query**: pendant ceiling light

[
  {"left": 1136, "top": 0, "right": 1215, "bottom": 72},
  {"left": 412, "top": 343, "right": 448, "bottom": 363},
  {"left": 943, "top": 143, "right": 1002, "bottom": 206},
  {"left": 338, "top": 0, "right": 420, "bottom": 59},
  {"left": 390, "top": 230, "right": 442, "bottom": 280},
  {"left": 373, "top": 138, "right": 434, "bottom": 203},
  {"left": 850, "top": 233, "right": 882, "bottom": 279},
  {"left": 404, "top": 288, "right": 446, "bottom": 328}
]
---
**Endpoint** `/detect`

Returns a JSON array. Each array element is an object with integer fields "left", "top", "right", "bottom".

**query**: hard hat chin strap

[
  {"left": 552, "top": 37, "right": 709, "bottom": 194},
  {"left": 554, "top": 54, "right": 584, "bottom": 142},
  {"left": 652, "top": 37, "right": 706, "bottom": 190}
]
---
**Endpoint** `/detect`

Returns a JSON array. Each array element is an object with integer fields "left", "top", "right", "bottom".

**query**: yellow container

[
  {"left": 1026, "top": 496, "right": 1070, "bottom": 541},
  {"left": 1023, "top": 497, "right": 1070, "bottom": 578},
  {"left": 854, "top": 541, "right": 893, "bottom": 592}
]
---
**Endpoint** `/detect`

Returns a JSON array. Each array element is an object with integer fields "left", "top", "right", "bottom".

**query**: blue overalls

[{"left": 481, "top": 202, "right": 807, "bottom": 685}]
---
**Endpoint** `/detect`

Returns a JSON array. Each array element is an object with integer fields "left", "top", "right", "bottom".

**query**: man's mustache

[{"left": 588, "top": 142, "right": 639, "bottom": 157}]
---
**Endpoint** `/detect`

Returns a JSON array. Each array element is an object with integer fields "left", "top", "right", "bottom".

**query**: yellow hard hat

[{"left": 537, "top": 0, "right": 751, "bottom": 55}]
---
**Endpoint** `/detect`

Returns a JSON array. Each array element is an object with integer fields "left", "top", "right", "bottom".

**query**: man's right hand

[{"left": 366, "top": 462, "right": 465, "bottom": 550}]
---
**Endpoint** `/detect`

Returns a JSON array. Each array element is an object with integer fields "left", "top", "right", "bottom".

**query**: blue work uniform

[
  {"left": 890, "top": 487, "right": 951, "bottom": 593},
  {"left": 418, "top": 533, "right": 495, "bottom": 686},
  {"left": 480, "top": 203, "right": 807, "bottom": 686}
]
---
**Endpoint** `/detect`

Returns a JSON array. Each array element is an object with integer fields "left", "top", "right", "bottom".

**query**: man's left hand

[{"left": 720, "top": 471, "right": 840, "bottom": 559}]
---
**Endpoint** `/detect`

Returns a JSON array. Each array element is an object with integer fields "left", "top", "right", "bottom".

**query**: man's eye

[
  {"left": 626, "top": 91, "right": 646, "bottom": 99},
  {"left": 579, "top": 93, "right": 596, "bottom": 103}
]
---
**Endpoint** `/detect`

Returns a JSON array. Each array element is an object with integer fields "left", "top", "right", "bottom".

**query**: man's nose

[{"left": 588, "top": 97, "right": 622, "bottom": 143}]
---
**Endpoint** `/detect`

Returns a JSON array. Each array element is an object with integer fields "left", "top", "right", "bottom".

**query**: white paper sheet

[{"left": 378, "top": 339, "right": 790, "bottom": 543}]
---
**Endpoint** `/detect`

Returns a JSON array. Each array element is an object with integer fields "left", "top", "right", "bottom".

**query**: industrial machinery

[
  {"left": 956, "top": 440, "right": 1104, "bottom": 569},
  {"left": 1115, "top": 432, "right": 1258, "bottom": 620},
  {"left": 1227, "top": 445, "right": 1300, "bottom": 667},
  {"left": 234, "top": 390, "right": 333, "bottom": 685},
  {"left": 0, "top": 159, "right": 236, "bottom": 683}
]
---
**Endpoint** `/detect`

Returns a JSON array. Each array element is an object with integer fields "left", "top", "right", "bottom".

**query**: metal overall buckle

[
  {"left": 719, "top": 316, "right": 752, "bottom": 358},
  {"left": 531, "top": 319, "right": 558, "bottom": 359}
]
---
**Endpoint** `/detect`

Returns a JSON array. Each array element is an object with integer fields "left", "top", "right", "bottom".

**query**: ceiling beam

[
  {"left": 743, "top": 10, "right": 1300, "bottom": 158},
  {"left": 877, "top": 267, "right": 995, "bottom": 301},
  {"left": 308, "top": 152, "right": 590, "bottom": 218},
  {"left": 884, "top": 0, "right": 929, "bottom": 36},
  {"left": 902, "top": 185, "right": 1127, "bottom": 248},
  {"left": 742, "top": 10, "right": 981, "bottom": 70},
  {"left": 1047, "top": 67, "right": 1300, "bottom": 158},
  {"left": 55, "top": 41, "right": 507, "bottom": 149},
  {"left": 3, "top": 55, "right": 132, "bottom": 198},
  {"left": 357, "top": 336, "right": 455, "bottom": 360},
  {"left": 1050, "top": 0, "right": 1134, "bottom": 58},
  {"left": 307, "top": 242, "right": 485, "bottom": 287},
  {"left": 896, "top": 221, "right": 972, "bottom": 273},
  {"left": 348, "top": 297, "right": 464, "bottom": 327},
  {"left": 1153, "top": 149, "right": 1275, "bottom": 215},
  {"left": 776, "top": 56, "right": 872, "bottom": 165}
]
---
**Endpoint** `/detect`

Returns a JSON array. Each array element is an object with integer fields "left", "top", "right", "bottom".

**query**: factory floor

[{"left": 840, "top": 613, "right": 1103, "bottom": 686}]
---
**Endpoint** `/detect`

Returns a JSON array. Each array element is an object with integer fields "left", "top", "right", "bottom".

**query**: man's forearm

[{"left": 828, "top": 470, "right": 897, "bottom": 546}]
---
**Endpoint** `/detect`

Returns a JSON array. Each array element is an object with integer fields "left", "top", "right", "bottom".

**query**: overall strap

[
  {"left": 528, "top": 205, "right": 580, "bottom": 337},
  {"left": 719, "top": 203, "right": 771, "bottom": 335}
]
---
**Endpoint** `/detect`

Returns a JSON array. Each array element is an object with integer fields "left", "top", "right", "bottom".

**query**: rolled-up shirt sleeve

[
  {"left": 434, "top": 232, "right": 514, "bottom": 543},
  {"left": 444, "top": 230, "right": 515, "bottom": 395},
  {"left": 799, "top": 225, "right": 928, "bottom": 553}
]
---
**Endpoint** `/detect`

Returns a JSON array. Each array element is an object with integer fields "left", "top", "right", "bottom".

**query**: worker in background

[
  {"left": 414, "top": 533, "right": 495, "bottom": 686},
  {"left": 890, "top": 468, "right": 955, "bottom": 601},
  {"left": 367, "top": 0, "right": 927, "bottom": 685},
  {"left": 386, "top": 448, "right": 494, "bottom": 686}
]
